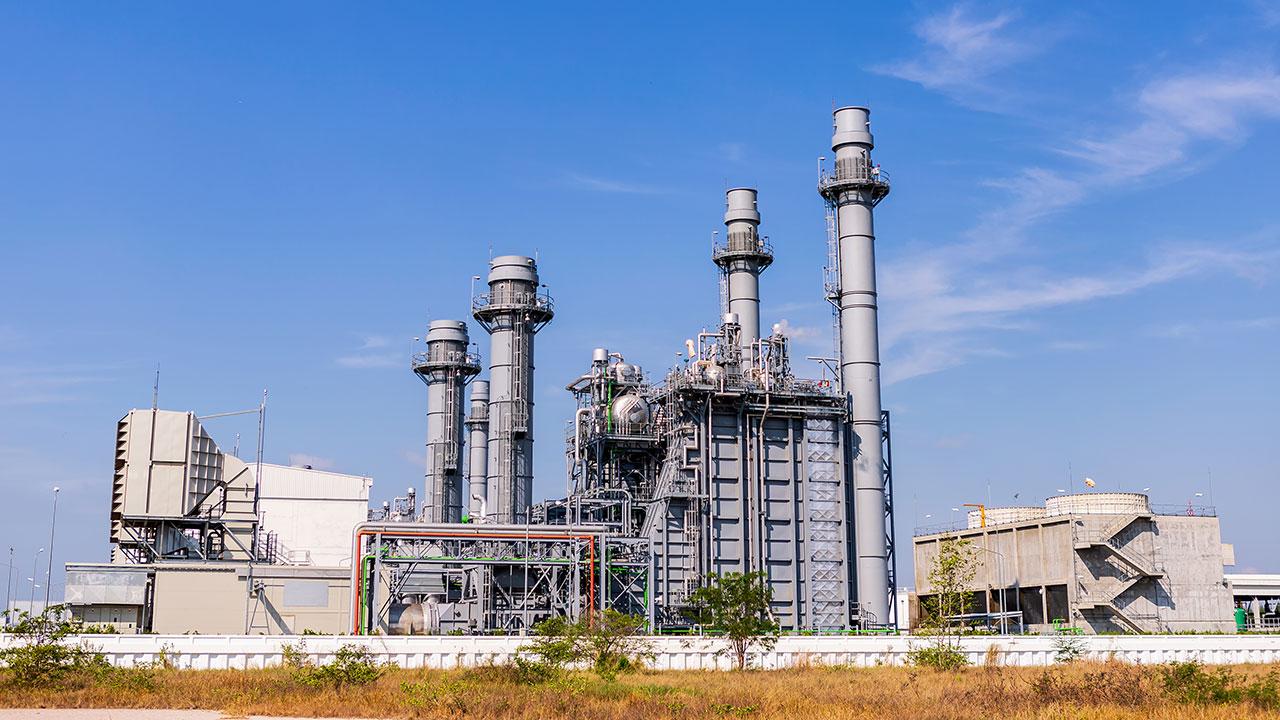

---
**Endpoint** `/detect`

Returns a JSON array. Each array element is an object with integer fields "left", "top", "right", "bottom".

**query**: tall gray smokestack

[
  {"left": 818, "top": 106, "right": 892, "bottom": 624},
  {"left": 464, "top": 380, "right": 489, "bottom": 519},
  {"left": 472, "top": 255, "right": 554, "bottom": 523},
  {"left": 714, "top": 188, "right": 773, "bottom": 364},
  {"left": 413, "top": 320, "right": 480, "bottom": 523}
]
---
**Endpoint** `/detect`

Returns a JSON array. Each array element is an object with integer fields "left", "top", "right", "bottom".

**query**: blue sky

[{"left": 2, "top": 2, "right": 1279, "bottom": 600}]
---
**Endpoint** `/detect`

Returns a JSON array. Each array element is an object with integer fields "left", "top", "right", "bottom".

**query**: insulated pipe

[
  {"left": 714, "top": 188, "right": 773, "bottom": 367},
  {"left": 464, "top": 380, "right": 490, "bottom": 519},
  {"left": 821, "top": 106, "right": 891, "bottom": 624},
  {"left": 413, "top": 320, "right": 479, "bottom": 523},
  {"left": 473, "top": 255, "right": 554, "bottom": 524}
]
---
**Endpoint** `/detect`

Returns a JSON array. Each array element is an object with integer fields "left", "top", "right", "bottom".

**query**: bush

[
  {"left": 1030, "top": 662, "right": 1150, "bottom": 707},
  {"left": 0, "top": 605, "right": 107, "bottom": 687},
  {"left": 521, "top": 610, "right": 652, "bottom": 681},
  {"left": 401, "top": 676, "right": 473, "bottom": 713},
  {"left": 1160, "top": 661, "right": 1280, "bottom": 710},
  {"left": 905, "top": 641, "right": 969, "bottom": 671},
  {"left": 1051, "top": 634, "right": 1086, "bottom": 664},
  {"left": 295, "top": 644, "right": 387, "bottom": 689}
]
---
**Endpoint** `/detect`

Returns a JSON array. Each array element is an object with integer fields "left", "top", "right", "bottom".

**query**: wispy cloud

[
  {"left": 1063, "top": 66, "right": 1280, "bottom": 182},
  {"left": 565, "top": 172, "right": 665, "bottom": 194},
  {"left": 288, "top": 453, "right": 335, "bottom": 470},
  {"left": 873, "top": 11, "right": 1280, "bottom": 383},
  {"left": 336, "top": 353, "right": 401, "bottom": 369},
  {"left": 872, "top": 6, "right": 1046, "bottom": 104},
  {"left": 881, "top": 240, "right": 1280, "bottom": 383},
  {"left": 1231, "top": 316, "right": 1280, "bottom": 330},
  {"left": 1047, "top": 340, "right": 1101, "bottom": 352},
  {"left": 335, "top": 334, "right": 402, "bottom": 369},
  {"left": 718, "top": 142, "right": 747, "bottom": 163},
  {"left": 0, "top": 365, "right": 109, "bottom": 405}
]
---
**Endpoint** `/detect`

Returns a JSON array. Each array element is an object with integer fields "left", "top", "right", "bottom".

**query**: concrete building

[
  {"left": 1227, "top": 573, "right": 1280, "bottom": 631},
  {"left": 256, "top": 463, "right": 372, "bottom": 567},
  {"left": 66, "top": 407, "right": 370, "bottom": 634},
  {"left": 65, "top": 562, "right": 351, "bottom": 634},
  {"left": 913, "top": 493, "right": 1235, "bottom": 634}
]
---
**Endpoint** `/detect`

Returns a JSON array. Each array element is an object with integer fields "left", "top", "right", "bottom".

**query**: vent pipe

[
  {"left": 714, "top": 188, "right": 773, "bottom": 365},
  {"left": 818, "top": 106, "right": 892, "bottom": 624},
  {"left": 472, "top": 255, "right": 554, "bottom": 523},
  {"left": 464, "top": 380, "right": 490, "bottom": 519},
  {"left": 412, "top": 320, "right": 480, "bottom": 523}
]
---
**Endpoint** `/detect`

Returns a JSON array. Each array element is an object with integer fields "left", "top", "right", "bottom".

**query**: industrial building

[
  {"left": 911, "top": 493, "right": 1236, "bottom": 634},
  {"left": 65, "top": 408, "right": 369, "bottom": 634}
]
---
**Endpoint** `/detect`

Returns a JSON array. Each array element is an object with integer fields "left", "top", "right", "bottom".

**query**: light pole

[
  {"left": 976, "top": 545, "right": 1011, "bottom": 634},
  {"left": 4, "top": 546, "right": 12, "bottom": 626},
  {"left": 44, "top": 487, "right": 60, "bottom": 608},
  {"left": 29, "top": 548, "right": 43, "bottom": 611}
]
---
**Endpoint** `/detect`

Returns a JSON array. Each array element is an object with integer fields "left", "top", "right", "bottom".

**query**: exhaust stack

[
  {"left": 713, "top": 188, "right": 773, "bottom": 364},
  {"left": 464, "top": 380, "right": 490, "bottom": 519},
  {"left": 413, "top": 320, "right": 480, "bottom": 523},
  {"left": 818, "top": 106, "right": 892, "bottom": 624},
  {"left": 472, "top": 255, "right": 554, "bottom": 523}
]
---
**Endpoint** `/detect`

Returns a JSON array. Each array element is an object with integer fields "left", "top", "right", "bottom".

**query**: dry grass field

[{"left": 2, "top": 660, "right": 1279, "bottom": 720}]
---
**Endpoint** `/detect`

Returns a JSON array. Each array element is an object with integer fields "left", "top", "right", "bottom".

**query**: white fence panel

[{"left": 1, "top": 633, "right": 1277, "bottom": 670}]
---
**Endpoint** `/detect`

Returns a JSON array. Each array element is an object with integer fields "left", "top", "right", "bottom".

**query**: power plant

[
  {"left": 347, "top": 106, "right": 897, "bottom": 634},
  {"left": 51, "top": 107, "right": 1257, "bottom": 637}
]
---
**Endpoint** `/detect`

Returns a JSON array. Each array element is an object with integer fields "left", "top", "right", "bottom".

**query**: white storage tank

[
  {"left": 1044, "top": 492, "right": 1150, "bottom": 517},
  {"left": 966, "top": 506, "right": 1047, "bottom": 528}
]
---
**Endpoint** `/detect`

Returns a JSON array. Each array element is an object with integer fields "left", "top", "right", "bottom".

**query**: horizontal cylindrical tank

[
  {"left": 1044, "top": 492, "right": 1151, "bottom": 517},
  {"left": 966, "top": 506, "right": 1047, "bottom": 529}
]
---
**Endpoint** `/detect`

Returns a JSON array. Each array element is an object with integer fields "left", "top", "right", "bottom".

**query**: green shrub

[
  {"left": 1160, "top": 661, "right": 1280, "bottom": 710},
  {"left": 0, "top": 605, "right": 107, "bottom": 687},
  {"left": 401, "top": 677, "right": 472, "bottom": 713},
  {"left": 1051, "top": 634, "right": 1087, "bottom": 664},
  {"left": 520, "top": 610, "right": 652, "bottom": 681},
  {"left": 905, "top": 641, "right": 969, "bottom": 671},
  {"left": 295, "top": 644, "right": 386, "bottom": 689}
]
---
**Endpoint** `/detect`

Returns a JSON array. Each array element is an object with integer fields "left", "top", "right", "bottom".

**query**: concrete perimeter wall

[{"left": 1, "top": 634, "right": 1276, "bottom": 670}]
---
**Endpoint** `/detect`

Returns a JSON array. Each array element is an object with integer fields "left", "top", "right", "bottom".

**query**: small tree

[
  {"left": 685, "top": 571, "right": 780, "bottom": 671},
  {"left": 910, "top": 538, "right": 980, "bottom": 670},
  {"left": 522, "top": 610, "right": 652, "bottom": 681}
]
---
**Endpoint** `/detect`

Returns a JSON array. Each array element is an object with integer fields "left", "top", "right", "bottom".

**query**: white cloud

[
  {"left": 1047, "top": 340, "right": 1101, "bottom": 352},
  {"left": 0, "top": 365, "right": 106, "bottom": 405},
  {"left": 874, "top": 26, "right": 1280, "bottom": 383},
  {"left": 872, "top": 6, "right": 1044, "bottom": 103},
  {"left": 288, "top": 453, "right": 335, "bottom": 470},
  {"left": 565, "top": 173, "right": 664, "bottom": 194},
  {"left": 1063, "top": 67, "right": 1280, "bottom": 182},
  {"left": 1231, "top": 316, "right": 1280, "bottom": 330},
  {"left": 881, "top": 241, "right": 1279, "bottom": 383},
  {"left": 336, "top": 334, "right": 403, "bottom": 369},
  {"left": 718, "top": 142, "right": 747, "bottom": 163},
  {"left": 335, "top": 353, "right": 401, "bottom": 369}
]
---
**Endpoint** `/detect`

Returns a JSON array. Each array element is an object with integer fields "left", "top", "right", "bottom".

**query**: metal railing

[
  {"left": 712, "top": 235, "right": 774, "bottom": 262},
  {"left": 472, "top": 289, "right": 555, "bottom": 314},
  {"left": 818, "top": 158, "right": 891, "bottom": 195},
  {"left": 410, "top": 349, "right": 481, "bottom": 371},
  {"left": 1152, "top": 503, "right": 1216, "bottom": 517}
]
